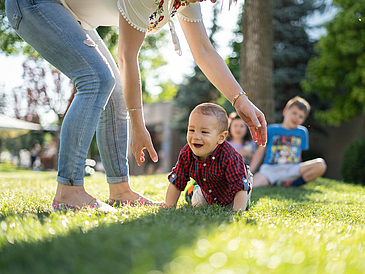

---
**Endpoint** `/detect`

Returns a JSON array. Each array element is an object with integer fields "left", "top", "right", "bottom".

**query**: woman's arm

[
  {"left": 178, "top": 18, "right": 267, "bottom": 146},
  {"left": 118, "top": 16, "right": 158, "bottom": 166}
]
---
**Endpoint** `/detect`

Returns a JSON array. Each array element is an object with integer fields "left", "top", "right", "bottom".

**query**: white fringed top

[{"left": 58, "top": 0, "right": 203, "bottom": 55}]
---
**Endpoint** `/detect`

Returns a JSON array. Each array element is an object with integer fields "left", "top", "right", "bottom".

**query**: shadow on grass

[
  {"left": 252, "top": 180, "right": 325, "bottom": 204},
  {"left": 0, "top": 204, "right": 234, "bottom": 274}
]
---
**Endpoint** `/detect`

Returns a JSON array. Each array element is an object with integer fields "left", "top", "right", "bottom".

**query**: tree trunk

[{"left": 240, "top": 0, "right": 275, "bottom": 124}]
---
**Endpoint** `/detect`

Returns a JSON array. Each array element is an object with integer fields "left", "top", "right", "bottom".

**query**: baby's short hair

[
  {"left": 192, "top": 102, "right": 228, "bottom": 132},
  {"left": 285, "top": 96, "right": 311, "bottom": 117}
]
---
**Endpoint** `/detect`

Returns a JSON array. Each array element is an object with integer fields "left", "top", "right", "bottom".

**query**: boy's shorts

[{"left": 258, "top": 164, "right": 301, "bottom": 185}]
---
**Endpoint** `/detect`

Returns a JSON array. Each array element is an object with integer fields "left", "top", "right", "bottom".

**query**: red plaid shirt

[{"left": 168, "top": 141, "right": 249, "bottom": 206}]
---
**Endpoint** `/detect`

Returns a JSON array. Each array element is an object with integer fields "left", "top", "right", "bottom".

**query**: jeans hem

[
  {"left": 107, "top": 176, "right": 129, "bottom": 184},
  {"left": 57, "top": 175, "right": 84, "bottom": 186}
]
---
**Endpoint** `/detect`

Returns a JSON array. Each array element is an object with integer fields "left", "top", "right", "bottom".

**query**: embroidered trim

[
  {"left": 147, "top": 0, "right": 166, "bottom": 32},
  {"left": 177, "top": 13, "right": 203, "bottom": 23},
  {"left": 117, "top": 1, "right": 147, "bottom": 33},
  {"left": 171, "top": 0, "right": 189, "bottom": 17},
  {"left": 148, "top": 0, "right": 190, "bottom": 32}
]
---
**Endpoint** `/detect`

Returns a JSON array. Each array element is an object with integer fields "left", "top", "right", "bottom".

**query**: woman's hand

[
  {"left": 234, "top": 95, "right": 267, "bottom": 147},
  {"left": 130, "top": 124, "right": 158, "bottom": 166}
]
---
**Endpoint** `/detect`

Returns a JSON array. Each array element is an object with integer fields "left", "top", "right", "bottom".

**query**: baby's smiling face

[{"left": 187, "top": 110, "right": 227, "bottom": 161}]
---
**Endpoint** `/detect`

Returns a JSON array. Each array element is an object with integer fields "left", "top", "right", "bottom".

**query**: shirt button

[
  {"left": 209, "top": 189, "right": 212, "bottom": 193},
  {"left": 212, "top": 157, "right": 215, "bottom": 160},
  {"left": 203, "top": 163, "right": 206, "bottom": 167},
  {"left": 172, "top": 174, "right": 176, "bottom": 178},
  {"left": 203, "top": 178, "right": 206, "bottom": 181},
  {"left": 214, "top": 198, "right": 217, "bottom": 200}
]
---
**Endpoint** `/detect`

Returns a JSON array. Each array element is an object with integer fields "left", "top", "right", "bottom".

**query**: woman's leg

[
  {"left": 6, "top": 0, "right": 115, "bottom": 207},
  {"left": 85, "top": 30, "right": 140, "bottom": 202},
  {"left": 86, "top": 30, "right": 165, "bottom": 203}
]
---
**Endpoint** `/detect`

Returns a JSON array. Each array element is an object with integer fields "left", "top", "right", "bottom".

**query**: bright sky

[
  {"left": 0, "top": 1, "right": 242, "bottom": 98},
  {"left": 0, "top": 0, "right": 336, "bottom": 120}
]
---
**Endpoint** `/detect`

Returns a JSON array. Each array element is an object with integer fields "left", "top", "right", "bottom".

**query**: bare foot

[
  {"left": 54, "top": 183, "right": 94, "bottom": 208},
  {"left": 109, "top": 182, "right": 140, "bottom": 203}
]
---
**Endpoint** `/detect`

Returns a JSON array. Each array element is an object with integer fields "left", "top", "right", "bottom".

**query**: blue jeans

[{"left": 6, "top": 0, "right": 129, "bottom": 186}]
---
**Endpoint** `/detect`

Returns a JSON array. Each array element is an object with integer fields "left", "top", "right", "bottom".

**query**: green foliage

[
  {"left": 96, "top": 27, "right": 171, "bottom": 103},
  {"left": 0, "top": 10, "right": 171, "bottom": 103},
  {"left": 1, "top": 171, "right": 365, "bottom": 273},
  {"left": 228, "top": 0, "right": 327, "bottom": 123},
  {"left": 1, "top": 131, "right": 44, "bottom": 157},
  {"left": 0, "top": 2, "right": 37, "bottom": 56},
  {"left": 302, "top": 0, "right": 365, "bottom": 126},
  {"left": 0, "top": 2, "right": 23, "bottom": 55},
  {"left": 155, "top": 80, "right": 178, "bottom": 103},
  {"left": 171, "top": 66, "right": 221, "bottom": 138},
  {"left": 0, "top": 161, "right": 27, "bottom": 172},
  {"left": 340, "top": 137, "right": 365, "bottom": 185},
  {"left": 273, "top": 0, "right": 327, "bottom": 121}
]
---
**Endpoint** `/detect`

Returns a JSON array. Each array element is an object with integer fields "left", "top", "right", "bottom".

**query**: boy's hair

[
  {"left": 191, "top": 103, "right": 228, "bottom": 132},
  {"left": 285, "top": 96, "right": 311, "bottom": 117}
]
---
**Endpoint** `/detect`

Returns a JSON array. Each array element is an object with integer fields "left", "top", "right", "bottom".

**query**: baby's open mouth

[{"left": 193, "top": 144, "right": 203, "bottom": 148}]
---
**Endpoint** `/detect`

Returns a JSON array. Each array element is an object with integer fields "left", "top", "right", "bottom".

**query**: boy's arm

[
  {"left": 232, "top": 190, "right": 249, "bottom": 212},
  {"left": 165, "top": 184, "right": 182, "bottom": 208},
  {"left": 249, "top": 146, "right": 266, "bottom": 173}
]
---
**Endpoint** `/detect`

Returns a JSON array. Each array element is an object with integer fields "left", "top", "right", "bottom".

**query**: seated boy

[
  {"left": 165, "top": 102, "right": 252, "bottom": 212},
  {"left": 250, "top": 96, "right": 327, "bottom": 188}
]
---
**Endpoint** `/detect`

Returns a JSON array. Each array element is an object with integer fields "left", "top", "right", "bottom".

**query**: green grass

[{"left": 1, "top": 166, "right": 365, "bottom": 274}]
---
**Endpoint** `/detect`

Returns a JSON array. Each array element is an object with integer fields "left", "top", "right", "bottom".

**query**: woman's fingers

[
  {"left": 235, "top": 96, "right": 267, "bottom": 146},
  {"left": 146, "top": 142, "right": 158, "bottom": 163},
  {"left": 131, "top": 127, "right": 158, "bottom": 166},
  {"left": 257, "top": 115, "right": 267, "bottom": 146}
]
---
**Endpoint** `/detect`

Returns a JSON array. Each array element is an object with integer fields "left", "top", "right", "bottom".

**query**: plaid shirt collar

[{"left": 191, "top": 144, "right": 221, "bottom": 163}]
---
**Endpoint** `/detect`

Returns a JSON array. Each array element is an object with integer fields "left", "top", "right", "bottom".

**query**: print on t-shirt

[{"left": 269, "top": 134, "right": 302, "bottom": 164}]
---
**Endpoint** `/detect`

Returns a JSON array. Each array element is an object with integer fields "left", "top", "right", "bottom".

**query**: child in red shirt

[{"left": 165, "top": 103, "right": 252, "bottom": 212}]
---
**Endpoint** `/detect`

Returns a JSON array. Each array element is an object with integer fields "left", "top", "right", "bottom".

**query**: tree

[
  {"left": 5, "top": 56, "right": 72, "bottom": 124},
  {"left": 228, "top": 0, "right": 328, "bottom": 123},
  {"left": 0, "top": 6, "right": 173, "bottom": 104},
  {"left": 302, "top": 0, "right": 365, "bottom": 126},
  {"left": 0, "top": 2, "right": 36, "bottom": 56},
  {"left": 0, "top": 84, "right": 7, "bottom": 114},
  {"left": 88, "top": 26, "right": 173, "bottom": 103},
  {"left": 240, "top": 0, "right": 275, "bottom": 124},
  {"left": 273, "top": 0, "right": 327, "bottom": 121}
]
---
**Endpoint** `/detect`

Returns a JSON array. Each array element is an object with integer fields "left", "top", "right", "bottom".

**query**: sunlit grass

[{"left": 1, "top": 164, "right": 365, "bottom": 274}]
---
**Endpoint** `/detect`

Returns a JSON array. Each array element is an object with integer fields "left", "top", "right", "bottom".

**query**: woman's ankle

[
  {"left": 109, "top": 182, "right": 140, "bottom": 201},
  {"left": 54, "top": 183, "right": 94, "bottom": 206}
]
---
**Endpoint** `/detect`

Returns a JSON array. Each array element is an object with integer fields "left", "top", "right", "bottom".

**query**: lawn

[{"left": 0, "top": 164, "right": 365, "bottom": 274}]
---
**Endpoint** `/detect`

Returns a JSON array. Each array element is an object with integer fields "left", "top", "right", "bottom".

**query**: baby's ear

[{"left": 218, "top": 131, "right": 228, "bottom": 144}]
